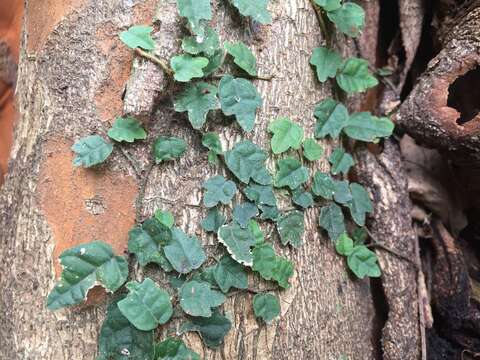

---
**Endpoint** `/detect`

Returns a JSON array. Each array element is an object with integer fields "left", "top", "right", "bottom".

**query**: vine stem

[
  {"left": 210, "top": 73, "right": 274, "bottom": 81},
  {"left": 135, "top": 48, "right": 173, "bottom": 76},
  {"left": 135, "top": 162, "right": 155, "bottom": 223},
  {"left": 309, "top": 0, "right": 332, "bottom": 47},
  {"left": 366, "top": 229, "right": 418, "bottom": 268}
]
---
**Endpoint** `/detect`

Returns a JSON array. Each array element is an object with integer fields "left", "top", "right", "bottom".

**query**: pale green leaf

[
  {"left": 231, "top": 0, "right": 272, "bottom": 24},
  {"left": 201, "top": 208, "right": 226, "bottom": 233},
  {"left": 72, "top": 135, "right": 113, "bottom": 167},
  {"left": 347, "top": 245, "right": 381, "bottom": 279},
  {"left": 343, "top": 112, "right": 394, "bottom": 142},
  {"left": 177, "top": 0, "right": 212, "bottom": 35},
  {"left": 108, "top": 116, "right": 147, "bottom": 143},
  {"left": 182, "top": 27, "right": 220, "bottom": 56},
  {"left": 155, "top": 209, "right": 175, "bottom": 228},
  {"left": 268, "top": 117, "right": 304, "bottom": 154},
  {"left": 179, "top": 280, "right": 226, "bottom": 317},
  {"left": 253, "top": 293, "right": 280, "bottom": 323},
  {"left": 164, "top": 227, "right": 206, "bottom": 273},
  {"left": 248, "top": 220, "right": 265, "bottom": 244},
  {"left": 319, "top": 203, "right": 346, "bottom": 241},
  {"left": 213, "top": 255, "right": 248, "bottom": 293},
  {"left": 302, "top": 139, "right": 323, "bottom": 161},
  {"left": 202, "top": 175, "right": 237, "bottom": 208},
  {"left": 313, "top": 0, "right": 341, "bottom": 11},
  {"left": 174, "top": 82, "right": 219, "bottom": 129},
  {"left": 171, "top": 55, "right": 209, "bottom": 82},
  {"left": 274, "top": 157, "right": 309, "bottom": 190},
  {"left": 202, "top": 132, "right": 223, "bottom": 154},
  {"left": 154, "top": 337, "right": 200, "bottom": 360},
  {"left": 252, "top": 243, "right": 294, "bottom": 288},
  {"left": 244, "top": 183, "right": 277, "bottom": 207},
  {"left": 346, "top": 183, "right": 373, "bottom": 226},
  {"left": 328, "top": 147, "right": 355, "bottom": 175},
  {"left": 292, "top": 188, "right": 313, "bottom": 209},
  {"left": 335, "top": 233, "right": 354, "bottom": 256},
  {"left": 218, "top": 222, "right": 256, "bottom": 266},
  {"left": 312, "top": 171, "right": 335, "bottom": 200},
  {"left": 232, "top": 202, "right": 259, "bottom": 228},
  {"left": 336, "top": 57, "right": 378, "bottom": 93},
  {"left": 277, "top": 210, "right": 304, "bottom": 248},
  {"left": 119, "top": 25, "right": 155, "bottom": 50},
  {"left": 314, "top": 99, "right": 349, "bottom": 139},
  {"left": 327, "top": 2, "right": 365, "bottom": 38},
  {"left": 224, "top": 41, "right": 257, "bottom": 76},
  {"left": 309, "top": 47, "right": 342, "bottom": 82},
  {"left": 153, "top": 136, "right": 187, "bottom": 163},
  {"left": 180, "top": 309, "right": 231, "bottom": 348},
  {"left": 333, "top": 180, "right": 352, "bottom": 204}
]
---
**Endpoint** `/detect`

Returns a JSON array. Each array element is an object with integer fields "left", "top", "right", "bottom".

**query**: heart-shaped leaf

[
  {"left": 310, "top": 47, "right": 342, "bottom": 82},
  {"left": 274, "top": 157, "right": 309, "bottom": 190},
  {"left": 318, "top": 203, "right": 346, "bottom": 241},
  {"left": 179, "top": 280, "right": 226, "bottom": 317},
  {"left": 202, "top": 175, "right": 237, "bottom": 208},
  {"left": 164, "top": 227, "right": 206, "bottom": 274},
  {"left": 218, "top": 222, "right": 257, "bottom": 266},
  {"left": 119, "top": 25, "right": 155, "bottom": 50},
  {"left": 276, "top": 211, "right": 304, "bottom": 247},
  {"left": 253, "top": 293, "right": 280, "bottom": 323},
  {"left": 224, "top": 41, "right": 257, "bottom": 76},
  {"left": 213, "top": 255, "right": 248, "bottom": 293},
  {"left": 268, "top": 117, "right": 304, "bottom": 154},
  {"left": 72, "top": 135, "right": 113, "bottom": 167},
  {"left": 108, "top": 116, "right": 147, "bottom": 143}
]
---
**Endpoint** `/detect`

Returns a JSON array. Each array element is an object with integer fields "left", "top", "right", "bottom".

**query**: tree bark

[{"left": 0, "top": 0, "right": 419, "bottom": 359}]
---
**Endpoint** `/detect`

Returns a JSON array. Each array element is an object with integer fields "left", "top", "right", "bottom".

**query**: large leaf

[
  {"left": 276, "top": 211, "right": 304, "bottom": 248},
  {"left": 252, "top": 243, "right": 294, "bottom": 288},
  {"left": 164, "top": 227, "right": 206, "bottom": 273},
  {"left": 201, "top": 208, "right": 226, "bottom": 233},
  {"left": 313, "top": 99, "right": 349, "bottom": 139},
  {"left": 119, "top": 25, "right": 155, "bottom": 50},
  {"left": 213, "top": 255, "right": 248, "bottom": 293},
  {"left": 218, "top": 222, "right": 257, "bottom": 266},
  {"left": 328, "top": 147, "right": 355, "bottom": 175},
  {"left": 318, "top": 203, "right": 345, "bottom": 241},
  {"left": 218, "top": 75, "right": 262, "bottom": 132},
  {"left": 343, "top": 112, "right": 394, "bottom": 142},
  {"left": 268, "top": 117, "right": 304, "bottom": 154},
  {"left": 174, "top": 82, "right": 220, "bottom": 129},
  {"left": 224, "top": 41, "right": 257, "bottom": 76},
  {"left": 202, "top": 175, "right": 237, "bottom": 208},
  {"left": 180, "top": 309, "right": 232, "bottom": 348},
  {"left": 274, "top": 157, "right": 309, "bottom": 190},
  {"left": 47, "top": 241, "right": 128, "bottom": 310},
  {"left": 155, "top": 337, "right": 200, "bottom": 360},
  {"left": 346, "top": 183, "right": 373, "bottom": 226},
  {"left": 302, "top": 138, "right": 323, "bottom": 161},
  {"left": 336, "top": 57, "right": 378, "bottom": 93},
  {"left": 309, "top": 47, "right": 342, "bottom": 82},
  {"left": 153, "top": 136, "right": 187, "bottom": 163},
  {"left": 118, "top": 278, "right": 173, "bottom": 331},
  {"left": 252, "top": 293, "right": 280, "bottom": 323},
  {"left": 108, "top": 116, "right": 147, "bottom": 143},
  {"left": 244, "top": 183, "right": 277, "bottom": 206},
  {"left": 97, "top": 299, "right": 154, "bottom": 360},
  {"left": 327, "top": 2, "right": 365, "bottom": 38},
  {"left": 179, "top": 280, "right": 226, "bottom": 317},
  {"left": 231, "top": 0, "right": 272, "bottom": 24},
  {"left": 128, "top": 224, "right": 173, "bottom": 271},
  {"left": 182, "top": 26, "right": 220, "bottom": 56},
  {"left": 347, "top": 245, "right": 381, "bottom": 279},
  {"left": 72, "top": 135, "right": 113, "bottom": 167},
  {"left": 224, "top": 140, "right": 272, "bottom": 184},
  {"left": 177, "top": 0, "right": 212, "bottom": 35},
  {"left": 232, "top": 202, "right": 259, "bottom": 228},
  {"left": 311, "top": 171, "right": 335, "bottom": 200},
  {"left": 171, "top": 55, "right": 209, "bottom": 82}
]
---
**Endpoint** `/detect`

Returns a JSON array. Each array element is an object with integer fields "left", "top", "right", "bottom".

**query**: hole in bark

[
  {"left": 447, "top": 67, "right": 480, "bottom": 125},
  {"left": 370, "top": 277, "right": 388, "bottom": 360}
]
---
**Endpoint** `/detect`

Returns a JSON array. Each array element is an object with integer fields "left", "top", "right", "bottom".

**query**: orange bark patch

[
  {"left": 37, "top": 138, "right": 137, "bottom": 278},
  {"left": 26, "top": 0, "right": 88, "bottom": 53},
  {"left": 0, "top": 89, "right": 16, "bottom": 183}
]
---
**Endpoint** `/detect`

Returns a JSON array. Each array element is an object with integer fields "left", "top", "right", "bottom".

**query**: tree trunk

[{"left": 0, "top": 0, "right": 420, "bottom": 359}]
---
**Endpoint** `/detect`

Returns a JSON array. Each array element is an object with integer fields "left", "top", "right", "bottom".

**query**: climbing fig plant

[{"left": 47, "top": 0, "right": 393, "bottom": 358}]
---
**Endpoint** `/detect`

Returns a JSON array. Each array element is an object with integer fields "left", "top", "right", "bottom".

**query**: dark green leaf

[
  {"left": 213, "top": 255, "right": 249, "bottom": 293},
  {"left": 182, "top": 27, "right": 220, "bottom": 56},
  {"left": 244, "top": 183, "right": 277, "bottom": 207},
  {"left": 154, "top": 337, "right": 200, "bottom": 360},
  {"left": 346, "top": 183, "right": 373, "bottom": 226},
  {"left": 203, "top": 49, "right": 224, "bottom": 76},
  {"left": 312, "top": 171, "right": 335, "bottom": 200},
  {"left": 292, "top": 188, "right": 313, "bottom": 209},
  {"left": 347, "top": 245, "right": 381, "bottom": 279},
  {"left": 231, "top": 0, "right": 272, "bottom": 24},
  {"left": 259, "top": 204, "right": 280, "bottom": 221},
  {"left": 327, "top": 2, "right": 365, "bottom": 38},
  {"left": 177, "top": 0, "right": 212, "bottom": 35},
  {"left": 171, "top": 55, "right": 209, "bottom": 82},
  {"left": 202, "top": 175, "right": 237, "bottom": 208},
  {"left": 201, "top": 208, "right": 226, "bottom": 232},
  {"left": 333, "top": 180, "right": 352, "bottom": 204},
  {"left": 119, "top": 25, "right": 155, "bottom": 50},
  {"left": 224, "top": 41, "right": 257, "bottom": 76},
  {"left": 336, "top": 57, "right": 378, "bottom": 93},
  {"left": 302, "top": 138, "right": 323, "bottom": 161},
  {"left": 108, "top": 116, "right": 147, "bottom": 143},
  {"left": 352, "top": 227, "right": 368, "bottom": 244},
  {"left": 328, "top": 148, "right": 355, "bottom": 175},
  {"left": 128, "top": 225, "right": 172, "bottom": 271},
  {"left": 274, "top": 157, "right": 309, "bottom": 190},
  {"left": 174, "top": 82, "right": 219, "bottom": 129},
  {"left": 314, "top": 99, "right": 349, "bottom": 139},
  {"left": 277, "top": 210, "right": 304, "bottom": 247},
  {"left": 164, "top": 227, "right": 206, "bottom": 273},
  {"left": 72, "top": 135, "right": 113, "bottom": 167},
  {"left": 252, "top": 243, "right": 294, "bottom": 288},
  {"left": 343, "top": 112, "right": 394, "bottom": 142},
  {"left": 318, "top": 203, "right": 345, "bottom": 241},
  {"left": 309, "top": 47, "right": 342, "bottom": 82},
  {"left": 202, "top": 132, "right": 223, "bottom": 154},
  {"left": 180, "top": 309, "right": 231, "bottom": 348},
  {"left": 179, "top": 280, "right": 226, "bottom": 317},
  {"left": 268, "top": 117, "right": 304, "bottom": 154},
  {"left": 218, "top": 222, "right": 257, "bottom": 266},
  {"left": 252, "top": 293, "right": 280, "bottom": 323},
  {"left": 233, "top": 202, "right": 259, "bottom": 228},
  {"left": 153, "top": 136, "right": 187, "bottom": 163}
]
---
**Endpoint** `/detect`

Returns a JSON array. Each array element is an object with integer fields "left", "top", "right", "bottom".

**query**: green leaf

[
  {"left": 201, "top": 208, "right": 226, "bottom": 233},
  {"left": 346, "top": 183, "right": 373, "bottom": 226},
  {"left": 72, "top": 135, "right": 113, "bottom": 167},
  {"left": 292, "top": 188, "right": 313, "bottom": 209},
  {"left": 314, "top": 99, "right": 349, "bottom": 139},
  {"left": 171, "top": 55, "right": 209, "bottom": 82},
  {"left": 352, "top": 226, "right": 368, "bottom": 244},
  {"left": 142, "top": 218, "right": 173, "bottom": 246},
  {"left": 302, "top": 139, "right": 323, "bottom": 161},
  {"left": 259, "top": 204, "right": 280, "bottom": 221},
  {"left": 224, "top": 140, "right": 272, "bottom": 185},
  {"left": 179, "top": 280, "right": 226, "bottom": 317},
  {"left": 180, "top": 309, "right": 231, "bottom": 348},
  {"left": 177, "top": 0, "right": 212, "bottom": 35},
  {"left": 309, "top": 47, "right": 342, "bottom": 82},
  {"left": 377, "top": 66, "right": 393, "bottom": 76},
  {"left": 119, "top": 25, "right": 155, "bottom": 50},
  {"left": 313, "top": 0, "right": 341, "bottom": 11},
  {"left": 347, "top": 245, "right": 381, "bottom": 279},
  {"left": 244, "top": 183, "right": 277, "bottom": 207},
  {"left": 155, "top": 209, "right": 175, "bottom": 228},
  {"left": 153, "top": 136, "right": 187, "bottom": 163},
  {"left": 312, "top": 171, "right": 335, "bottom": 200},
  {"left": 231, "top": 0, "right": 272, "bottom": 24},
  {"left": 218, "top": 75, "right": 262, "bottom": 132},
  {"left": 252, "top": 243, "right": 294, "bottom": 288},
  {"left": 128, "top": 225, "right": 173, "bottom": 271},
  {"left": 202, "top": 175, "right": 237, "bottom": 208},
  {"left": 174, "top": 82, "right": 219, "bottom": 129},
  {"left": 213, "top": 255, "right": 248, "bottom": 293},
  {"left": 97, "top": 299, "right": 154, "bottom": 360},
  {"left": 118, "top": 278, "right": 173, "bottom": 331},
  {"left": 202, "top": 132, "right": 223, "bottom": 154},
  {"left": 333, "top": 180, "right": 352, "bottom": 204},
  {"left": 274, "top": 157, "right": 309, "bottom": 190},
  {"left": 154, "top": 337, "right": 200, "bottom": 360},
  {"left": 233, "top": 202, "right": 259, "bottom": 228},
  {"left": 46, "top": 241, "right": 128, "bottom": 310},
  {"left": 327, "top": 2, "right": 365, "bottom": 38},
  {"left": 328, "top": 147, "right": 355, "bottom": 175},
  {"left": 336, "top": 57, "right": 378, "bottom": 93},
  {"left": 268, "top": 117, "right": 304, "bottom": 154},
  {"left": 248, "top": 220, "right": 265, "bottom": 244},
  {"left": 218, "top": 222, "right": 257, "bottom": 266},
  {"left": 252, "top": 293, "right": 280, "bottom": 323},
  {"left": 203, "top": 49, "right": 224, "bottom": 76},
  {"left": 318, "top": 203, "right": 346, "bottom": 241},
  {"left": 182, "top": 26, "right": 220, "bottom": 56},
  {"left": 277, "top": 210, "right": 304, "bottom": 248},
  {"left": 335, "top": 233, "right": 354, "bottom": 256},
  {"left": 343, "top": 112, "right": 394, "bottom": 142},
  {"left": 164, "top": 227, "right": 206, "bottom": 273},
  {"left": 224, "top": 41, "right": 257, "bottom": 76},
  {"left": 107, "top": 116, "right": 147, "bottom": 143}
]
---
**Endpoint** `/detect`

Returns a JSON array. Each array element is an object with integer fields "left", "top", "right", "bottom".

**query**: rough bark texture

[{"left": 0, "top": 0, "right": 420, "bottom": 359}]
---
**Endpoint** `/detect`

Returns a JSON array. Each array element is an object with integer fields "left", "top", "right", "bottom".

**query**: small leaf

[
  {"left": 213, "top": 255, "right": 249, "bottom": 293},
  {"left": 312, "top": 171, "right": 335, "bottom": 200},
  {"left": 319, "top": 203, "right": 346, "bottom": 241},
  {"left": 128, "top": 224, "right": 173, "bottom": 271},
  {"left": 203, "top": 49, "right": 224, "bottom": 76},
  {"left": 153, "top": 136, "right": 187, "bottom": 163},
  {"left": 118, "top": 278, "right": 173, "bottom": 331},
  {"left": 171, "top": 55, "right": 209, "bottom": 82},
  {"left": 155, "top": 209, "right": 175, "bottom": 228},
  {"left": 327, "top": 2, "right": 365, "bottom": 38},
  {"left": 274, "top": 157, "right": 309, "bottom": 190},
  {"left": 268, "top": 117, "right": 304, "bottom": 154},
  {"left": 218, "top": 75, "right": 262, "bottom": 132},
  {"left": 244, "top": 183, "right": 277, "bottom": 207},
  {"left": 202, "top": 132, "right": 223, "bottom": 154},
  {"left": 347, "top": 245, "right": 381, "bottom": 279},
  {"left": 177, "top": 0, "right": 212, "bottom": 35},
  {"left": 328, "top": 147, "right": 355, "bottom": 175},
  {"left": 224, "top": 41, "right": 257, "bottom": 76},
  {"left": 314, "top": 99, "right": 349, "bottom": 139},
  {"left": 202, "top": 175, "right": 237, "bottom": 208},
  {"left": 72, "top": 135, "right": 113, "bottom": 167},
  {"left": 154, "top": 337, "right": 200, "bottom": 360},
  {"left": 277, "top": 210, "right": 304, "bottom": 248},
  {"left": 201, "top": 208, "right": 226, "bottom": 232},
  {"left": 309, "top": 47, "right": 342, "bottom": 82},
  {"left": 352, "top": 227, "right": 368, "bottom": 244},
  {"left": 343, "top": 112, "right": 394, "bottom": 142},
  {"left": 259, "top": 204, "right": 280, "bottom": 221},
  {"left": 174, "top": 82, "right": 220, "bottom": 129},
  {"left": 179, "top": 280, "right": 226, "bottom": 317},
  {"left": 346, "top": 183, "right": 373, "bottom": 226},
  {"left": 333, "top": 180, "right": 352, "bottom": 204},
  {"left": 180, "top": 309, "right": 232, "bottom": 348},
  {"left": 46, "top": 241, "right": 128, "bottom": 310},
  {"left": 218, "top": 222, "right": 257, "bottom": 266},
  {"left": 313, "top": 0, "right": 341, "bottom": 11},
  {"left": 182, "top": 26, "right": 220, "bottom": 56},
  {"left": 336, "top": 57, "right": 378, "bottom": 93},
  {"left": 107, "top": 116, "right": 147, "bottom": 143},
  {"left": 248, "top": 220, "right": 265, "bottom": 244},
  {"left": 302, "top": 138, "right": 323, "bottom": 161},
  {"left": 164, "top": 227, "right": 206, "bottom": 273},
  {"left": 252, "top": 243, "right": 294, "bottom": 288},
  {"left": 292, "top": 188, "right": 313, "bottom": 209},
  {"left": 231, "top": 0, "right": 272, "bottom": 24},
  {"left": 252, "top": 293, "right": 280, "bottom": 323},
  {"left": 119, "top": 25, "right": 155, "bottom": 50},
  {"left": 335, "top": 233, "right": 354, "bottom": 256},
  {"left": 233, "top": 202, "right": 259, "bottom": 228},
  {"left": 377, "top": 66, "right": 393, "bottom": 76},
  {"left": 224, "top": 140, "right": 272, "bottom": 185}
]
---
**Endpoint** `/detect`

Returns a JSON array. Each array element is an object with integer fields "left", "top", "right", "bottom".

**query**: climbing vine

[{"left": 46, "top": 0, "right": 394, "bottom": 358}]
